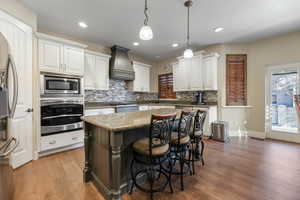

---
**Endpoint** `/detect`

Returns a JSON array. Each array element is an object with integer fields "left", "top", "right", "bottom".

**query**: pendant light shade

[
  {"left": 183, "top": 0, "right": 193, "bottom": 58},
  {"left": 140, "top": 0, "right": 153, "bottom": 40},
  {"left": 139, "top": 25, "right": 153, "bottom": 40},
  {"left": 184, "top": 48, "right": 194, "bottom": 58}
]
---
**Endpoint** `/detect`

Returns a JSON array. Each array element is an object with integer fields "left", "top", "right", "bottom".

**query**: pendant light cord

[
  {"left": 187, "top": 5, "right": 190, "bottom": 47},
  {"left": 144, "top": 0, "right": 149, "bottom": 25}
]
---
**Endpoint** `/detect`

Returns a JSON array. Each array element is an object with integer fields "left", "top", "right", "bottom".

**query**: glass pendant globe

[
  {"left": 139, "top": 25, "right": 153, "bottom": 40},
  {"left": 183, "top": 48, "right": 194, "bottom": 58}
]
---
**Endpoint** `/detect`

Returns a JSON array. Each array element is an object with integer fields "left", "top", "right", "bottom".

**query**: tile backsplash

[
  {"left": 85, "top": 79, "right": 217, "bottom": 104},
  {"left": 175, "top": 91, "right": 218, "bottom": 103},
  {"left": 85, "top": 79, "right": 158, "bottom": 102}
]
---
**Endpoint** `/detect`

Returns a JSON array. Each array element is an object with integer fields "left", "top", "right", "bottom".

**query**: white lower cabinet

[
  {"left": 200, "top": 106, "right": 218, "bottom": 136},
  {"left": 40, "top": 130, "right": 84, "bottom": 152},
  {"left": 84, "top": 108, "right": 115, "bottom": 116}
]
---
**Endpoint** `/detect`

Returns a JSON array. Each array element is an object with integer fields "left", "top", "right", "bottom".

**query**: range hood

[{"left": 109, "top": 45, "right": 135, "bottom": 81}]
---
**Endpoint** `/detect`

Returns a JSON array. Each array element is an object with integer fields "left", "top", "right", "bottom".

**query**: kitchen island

[{"left": 81, "top": 108, "right": 182, "bottom": 200}]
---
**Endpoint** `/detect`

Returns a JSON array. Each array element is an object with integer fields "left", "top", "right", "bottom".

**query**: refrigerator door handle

[
  {"left": 0, "top": 137, "right": 19, "bottom": 157},
  {"left": 8, "top": 54, "right": 18, "bottom": 118}
]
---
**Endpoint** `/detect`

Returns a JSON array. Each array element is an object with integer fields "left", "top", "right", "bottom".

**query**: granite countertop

[
  {"left": 84, "top": 101, "right": 217, "bottom": 110},
  {"left": 81, "top": 108, "right": 186, "bottom": 132}
]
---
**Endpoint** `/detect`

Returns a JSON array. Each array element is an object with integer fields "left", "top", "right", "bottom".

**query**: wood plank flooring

[{"left": 13, "top": 137, "right": 300, "bottom": 200}]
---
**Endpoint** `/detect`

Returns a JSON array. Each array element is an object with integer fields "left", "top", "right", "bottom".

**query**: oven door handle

[
  {"left": 41, "top": 101, "right": 83, "bottom": 106},
  {"left": 42, "top": 114, "right": 82, "bottom": 120}
]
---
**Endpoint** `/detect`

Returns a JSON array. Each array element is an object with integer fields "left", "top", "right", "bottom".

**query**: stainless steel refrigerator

[{"left": 0, "top": 32, "right": 19, "bottom": 200}]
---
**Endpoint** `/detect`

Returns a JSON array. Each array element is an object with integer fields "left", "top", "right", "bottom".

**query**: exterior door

[
  {"left": 0, "top": 10, "right": 33, "bottom": 168},
  {"left": 266, "top": 63, "right": 300, "bottom": 143}
]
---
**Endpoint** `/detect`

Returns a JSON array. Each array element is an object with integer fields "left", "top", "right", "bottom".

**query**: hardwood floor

[{"left": 13, "top": 137, "right": 300, "bottom": 200}]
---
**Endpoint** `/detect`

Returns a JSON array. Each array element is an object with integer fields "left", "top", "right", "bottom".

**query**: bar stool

[
  {"left": 190, "top": 110, "right": 207, "bottom": 174},
  {"left": 129, "top": 113, "right": 177, "bottom": 200},
  {"left": 170, "top": 110, "right": 195, "bottom": 191}
]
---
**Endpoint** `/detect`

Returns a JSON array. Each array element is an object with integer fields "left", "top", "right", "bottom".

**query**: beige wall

[
  {"left": 247, "top": 31, "right": 300, "bottom": 133},
  {"left": 0, "top": 0, "right": 37, "bottom": 31},
  {"left": 153, "top": 31, "right": 300, "bottom": 137}
]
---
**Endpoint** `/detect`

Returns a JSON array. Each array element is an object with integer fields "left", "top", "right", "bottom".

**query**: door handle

[{"left": 26, "top": 108, "right": 34, "bottom": 113}]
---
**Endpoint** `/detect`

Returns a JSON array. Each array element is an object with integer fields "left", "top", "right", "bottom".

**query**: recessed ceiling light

[
  {"left": 78, "top": 22, "right": 88, "bottom": 28},
  {"left": 214, "top": 27, "right": 224, "bottom": 33},
  {"left": 133, "top": 42, "right": 139, "bottom": 46},
  {"left": 172, "top": 43, "right": 179, "bottom": 48}
]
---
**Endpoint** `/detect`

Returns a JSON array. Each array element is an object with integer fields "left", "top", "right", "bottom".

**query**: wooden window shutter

[
  {"left": 159, "top": 73, "right": 176, "bottom": 99},
  {"left": 226, "top": 54, "right": 247, "bottom": 106}
]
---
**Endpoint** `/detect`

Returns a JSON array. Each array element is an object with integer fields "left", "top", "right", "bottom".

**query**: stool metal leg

[
  {"left": 129, "top": 159, "right": 135, "bottom": 195},
  {"left": 201, "top": 140, "right": 205, "bottom": 166},
  {"left": 168, "top": 158, "right": 174, "bottom": 193}
]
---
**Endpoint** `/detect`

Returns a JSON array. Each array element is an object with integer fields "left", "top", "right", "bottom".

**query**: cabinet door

[
  {"left": 141, "top": 66, "right": 150, "bottom": 92},
  {"left": 178, "top": 59, "right": 188, "bottom": 91},
  {"left": 203, "top": 57, "right": 218, "bottom": 90},
  {"left": 39, "top": 39, "right": 62, "bottom": 73},
  {"left": 84, "top": 54, "right": 96, "bottom": 89},
  {"left": 190, "top": 56, "right": 203, "bottom": 90},
  {"left": 64, "top": 45, "right": 84, "bottom": 76},
  {"left": 133, "top": 64, "right": 143, "bottom": 92},
  {"left": 95, "top": 55, "right": 109, "bottom": 90},
  {"left": 172, "top": 62, "right": 180, "bottom": 92},
  {"left": 0, "top": 10, "right": 33, "bottom": 168}
]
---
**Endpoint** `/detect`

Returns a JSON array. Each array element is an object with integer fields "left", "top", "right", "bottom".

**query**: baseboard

[{"left": 247, "top": 130, "right": 266, "bottom": 139}]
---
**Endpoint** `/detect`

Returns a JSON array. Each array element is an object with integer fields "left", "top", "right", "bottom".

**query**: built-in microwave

[{"left": 40, "top": 75, "right": 83, "bottom": 96}]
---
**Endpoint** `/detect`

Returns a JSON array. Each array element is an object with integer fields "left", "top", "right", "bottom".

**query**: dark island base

[{"left": 83, "top": 123, "right": 150, "bottom": 200}]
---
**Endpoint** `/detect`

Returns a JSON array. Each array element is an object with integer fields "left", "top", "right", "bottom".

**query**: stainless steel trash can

[{"left": 211, "top": 121, "right": 230, "bottom": 142}]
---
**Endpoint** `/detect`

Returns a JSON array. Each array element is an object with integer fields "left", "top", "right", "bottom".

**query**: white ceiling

[{"left": 22, "top": 0, "right": 300, "bottom": 61}]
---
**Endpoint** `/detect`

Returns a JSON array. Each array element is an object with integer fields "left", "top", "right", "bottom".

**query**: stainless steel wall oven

[{"left": 41, "top": 99, "right": 83, "bottom": 136}]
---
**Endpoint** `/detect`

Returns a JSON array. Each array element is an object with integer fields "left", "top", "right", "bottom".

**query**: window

[
  {"left": 271, "top": 71, "right": 298, "bottom": 132},
  {"left": 226, "top": 54, "right": 247, "bottom": 106},
  {"left": 159, "top": 73, "right": 176, "bottom": 99}
]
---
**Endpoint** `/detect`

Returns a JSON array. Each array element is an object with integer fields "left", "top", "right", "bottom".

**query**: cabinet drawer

[{"left": 40, "top": 130, "right": 84, "bottom": 152}]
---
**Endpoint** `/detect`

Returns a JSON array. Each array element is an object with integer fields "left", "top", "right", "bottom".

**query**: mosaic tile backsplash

[
  {"left": 85, "top": 79, "right": 217, "bottom": 103},
  {"left": 85, "top": 80, "right": 158, "bottom": 102}
]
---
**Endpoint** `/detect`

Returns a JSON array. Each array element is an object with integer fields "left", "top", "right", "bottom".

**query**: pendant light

[
  {"left": 183, "top": 0, "right": 194, "bottom": 58},
  {"left": 139, "top": 0, "right": 153, "bottom": 40}
]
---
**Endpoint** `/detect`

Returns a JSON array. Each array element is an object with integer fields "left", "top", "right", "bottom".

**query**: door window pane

[{"left": 271, "top": 72, "right": 298, "bottom": 132}]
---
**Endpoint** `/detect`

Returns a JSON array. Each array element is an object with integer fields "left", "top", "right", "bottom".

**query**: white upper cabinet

[
  {"left": 64, "top": 45, "right": 84, "bottom": 75},
  {"left": 38, "top": 39, "right": 63, "bottom": 73},
  {"left": 190, "top": 55, "right": 203, "bottom": 90},
  {"left": 202, "top": 54, "right": 219, "bottom": 90},
  {"left": 37, "top": 33, "right": 87, "bottom": 76},
  {"left": 128, "top": 62, "right": 151, "bottom": 92},
  {"left": 173, "top": 52, "right": 219, "bottom": 91},
  {"left": 84, "top": 51, "right": 110, "bottom": 90}
]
